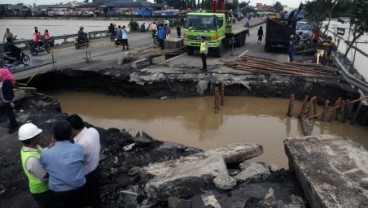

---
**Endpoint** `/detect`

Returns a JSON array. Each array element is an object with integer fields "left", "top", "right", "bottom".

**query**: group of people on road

[
  {"left": 108, "top": 23, "right": 129, "bottom": 50},
  {"left": 18, "top": 114, "right": 102, "bottom": 208}
]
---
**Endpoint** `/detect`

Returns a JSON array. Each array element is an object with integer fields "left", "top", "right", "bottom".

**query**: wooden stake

[
  {"left": 298, "top": 95, "right": 309, "bottom": 118},
  {"left": 328, "top": 99, "right": 339, "bottom": 122},
  {"left": 340, "top": 100, "right": 346, "bottom": 123},
  {"left": 287, "top": 94, "right": 295, "bottom": 117},
  {"left": 351, "top": 101, "right": 363, "bottom": 125},
  {"left": 334, "top": 97, "right": 342, "bottom": 121},
  {"left": 313, "top": 97, "right": 318, "bottom": 118},
  {"left": 307, "top": 96, "right": 316, "bottom": 117},
  {"left": 321, "top": 100, "right": 329, "bottom": 121},
  {"left": 214, "top": 87, "right": 220, "bottom": 113},
  {"left": 220, "top": 82, "right": 225, "bottom": 106}
]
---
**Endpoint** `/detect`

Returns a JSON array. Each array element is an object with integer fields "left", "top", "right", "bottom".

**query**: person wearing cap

[
  {"left": 41, "top": 120, "right": 87, "bottom": 208},
  {"left": 18, "top": 123, "right": 51, "bottom": 208},
  {"left": 66, "top": 114, "right": 102, "bottom": 208},
  {"left": 288, "top": 35, "right": 296, "bottom": 62},
  {"left": 200, "top": 36, "right": 208, "bottom": 72}
]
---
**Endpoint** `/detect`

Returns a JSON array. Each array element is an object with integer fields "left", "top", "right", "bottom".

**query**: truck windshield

[{"left": 185, "top": 16, "right": 217, "bottom": 30}]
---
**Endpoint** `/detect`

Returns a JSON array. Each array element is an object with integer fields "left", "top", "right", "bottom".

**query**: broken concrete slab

[
  {"left": 235, "top": 162, "right": 270, "bottom": 182},
  {"left": 141, "top": 153, "right": 228, "bottom": 201},
  {"left": 140, "top": 143, "right": 263, "bottom": 201},
  {"left": 284, "top": 135, "right": 368, "bottom": 208},
  {"left": 204, "top": 143, "right": 263, "bottom": 164},
  {"left": 132, "top": 58, "right": 150, "bottom": 69}
]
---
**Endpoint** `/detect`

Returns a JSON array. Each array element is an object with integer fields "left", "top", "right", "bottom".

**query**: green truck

[{"left": 183, "top": 12, "right": 248, "bottom": 57}]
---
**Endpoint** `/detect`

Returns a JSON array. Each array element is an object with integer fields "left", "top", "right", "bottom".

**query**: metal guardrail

[
  {"left": 0, "top": 30, "right": 109, "bottom": 48},
  {"left": 333, "top": 53, "right": 368, "bottom": 95}
]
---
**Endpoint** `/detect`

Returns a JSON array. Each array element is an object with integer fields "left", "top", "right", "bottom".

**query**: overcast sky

[{"left": 4, "top": 0, "right": 304, "bottom": 9}]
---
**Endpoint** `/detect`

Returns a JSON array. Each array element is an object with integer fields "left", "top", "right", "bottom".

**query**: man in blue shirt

[
  {"left": 158, "top": 24, "right": 165, "bottom": 50},
  {"left": 41, "top": 120, "right": 87, "bottom": 208}
]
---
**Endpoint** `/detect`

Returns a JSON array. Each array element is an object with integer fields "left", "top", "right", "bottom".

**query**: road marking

[{"left": 239, "top": 49, "right": 248, "bottom": 57}]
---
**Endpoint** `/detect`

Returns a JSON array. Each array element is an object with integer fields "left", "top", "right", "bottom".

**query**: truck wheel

[
  {"left": 241, "top": 35, "right": 246, "bottom": 46},
  {"left": 216, "top": 42, "right": 223, "bottom": 57},
  {"left": 265, "top": 42, "right": 271, "bottom": 52},
  {"left": 186, "top": 47, "right": 194, "bottom": 55}
]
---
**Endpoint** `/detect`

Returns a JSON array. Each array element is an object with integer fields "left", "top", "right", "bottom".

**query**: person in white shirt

[
  {"left": 66, "top": 114, "right": 102, "bottom": 208},
  {"left": 121, "top": 25, "right": 129, "bottom": 51}
]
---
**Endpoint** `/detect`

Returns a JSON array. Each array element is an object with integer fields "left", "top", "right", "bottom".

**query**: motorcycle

[
  {"left": 114, "top": 38, "right": 123, "bottom": 47},
  {"left": 75, "top": 37, "right": 89, "bottom": 49},
  {"left": 44, "top": 37, "right": 55, "bottom": 47},
  {"left": 0, "top": 51, "right": 30, "bottom": 68},
  {"left": 29, "top": 41, "right": 51, "bottom": 56}
]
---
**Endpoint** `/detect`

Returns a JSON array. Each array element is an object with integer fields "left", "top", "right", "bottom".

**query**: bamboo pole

[
  {"left": 320, "top": 100, "right": 329, "bottom": 121},
  {"left": 287, "top": 94, "right": 295, "bottom": 117},
  {"left": 328, "top": 99, "right": 339, "bottom": 122},
  {"left": 306, "top": 96, "right": 368, "bottom": 120},
  {"left": 298, "top": 95, "right": 309, "bottom": 118}
]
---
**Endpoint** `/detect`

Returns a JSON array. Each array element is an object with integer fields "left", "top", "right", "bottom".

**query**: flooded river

[{"left": 51, "top": 91, "right": 368, "bottom": 169}]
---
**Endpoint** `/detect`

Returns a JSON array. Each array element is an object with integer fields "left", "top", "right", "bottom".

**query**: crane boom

[{"left": 212, "top": 0, "right": 225, "bottom": 13}]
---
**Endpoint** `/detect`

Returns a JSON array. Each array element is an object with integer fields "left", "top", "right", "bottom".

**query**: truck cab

[
  {"left": 184, "top": 11, "right": 247, "bottom": 57},
  {"left": 184, "top": 12, "right": 226, "bottom": 56}
]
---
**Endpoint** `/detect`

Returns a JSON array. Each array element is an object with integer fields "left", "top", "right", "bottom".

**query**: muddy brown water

[{"left": 50, "top": 91, "right": 368, "bottom": 169}]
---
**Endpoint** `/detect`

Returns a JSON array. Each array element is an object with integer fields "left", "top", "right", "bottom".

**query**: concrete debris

[
  {"left": 196, "top": 80, "right": 209, "bottom": 95},
  {"left": 204, "top": 143, "right": 263, "bottom": 164},
  {"left": 235, "top": 162, "right": 270, "bottom": 182},
  {"left": 140, "top": 143, "right": 263, "bottom": 201},
  {"left": 284, "top": 134, "right": 368, "bottom": 208}
]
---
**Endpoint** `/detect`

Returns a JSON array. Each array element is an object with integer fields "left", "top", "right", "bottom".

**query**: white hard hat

[
  {"left": 290, "top": 35, "right": 294, "bottom": 38},
  {"left": 18, "top": 123, "right": 43, "bottom": 141}
]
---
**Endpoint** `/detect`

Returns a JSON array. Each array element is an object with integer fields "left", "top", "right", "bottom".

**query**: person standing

[
  {"left": 176, "top": 18, "right": 182, "bottom": 38},
  {"left": 150, "top": 21, "right": 157, "bottom": 38},
  {"left": 41, "top": 120, "right": 87, "bottom": 208},
  {"left": 0, "top": 68, "right": 18, "bottom": 134},
  {"left": 3, "top": 28, "right": 13, "bottom": 42},
  {"left": 289, "top": 35, "right": 296, "bottom": 62},
  {"left": 121, "top": 25, "right": 129, "bottom": 51},
  {"left": 158, "top": 24, "right": 165, "bottom": 50},
  {"left": 18, "top": 122, "right": 52, "bottom": 208},
  {"left": 200, "top": 36, "right": 208, "bottom": 72},
  {"left": 257, "top": 26, "right": 263, "bottom": 44},
  {"left": 66, "top": 114, "right": 102, "bottom": 208}
]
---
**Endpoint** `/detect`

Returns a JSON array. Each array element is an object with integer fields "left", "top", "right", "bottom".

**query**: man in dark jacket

[{"left": 4, "top": 37, "right": 21, "bottom": 61}]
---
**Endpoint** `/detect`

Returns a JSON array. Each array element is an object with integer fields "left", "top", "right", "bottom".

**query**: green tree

[
  {"left": 344, "top": 0, "right": 368, "bottom": 58},
  {"left": 273, "top": 1, "right": 284, "bottom": 12},
  {"left": 304, "top": 0, "right": 350, "bottom": 35}
]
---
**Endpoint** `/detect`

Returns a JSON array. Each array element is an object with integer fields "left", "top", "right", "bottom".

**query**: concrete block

[
  {"left": 132, "top": 58, "right": 150, "bottom": 69},
  {"left": 164, "top": 38, "right": 184, "bottom": 50},
  {"left": 151, "top": 55, "right": 165, "bottom": 64}
]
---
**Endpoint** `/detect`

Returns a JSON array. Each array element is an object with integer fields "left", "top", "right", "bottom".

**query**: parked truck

[
  {"left": 264, "top": 17, "right": 295, "bottom": 52},
  {"left": 184, "top": 12, "right": 248, "bottom": 57}
]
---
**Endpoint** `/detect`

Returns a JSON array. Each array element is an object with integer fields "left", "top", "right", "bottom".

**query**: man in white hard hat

[{"left": 18, "top": 122, "right": 51, "bottom": 208}]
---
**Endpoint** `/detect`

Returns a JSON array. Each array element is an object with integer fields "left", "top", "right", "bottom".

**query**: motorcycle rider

[
  {"left": 77, "top": 27, "right": 88, "bottom": 44},
  {"left": 4, "top": 37, "right": 21, "bottom": 61},
  {"left": 32, "top": 29, "right": 44, "bottom": 49}
]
